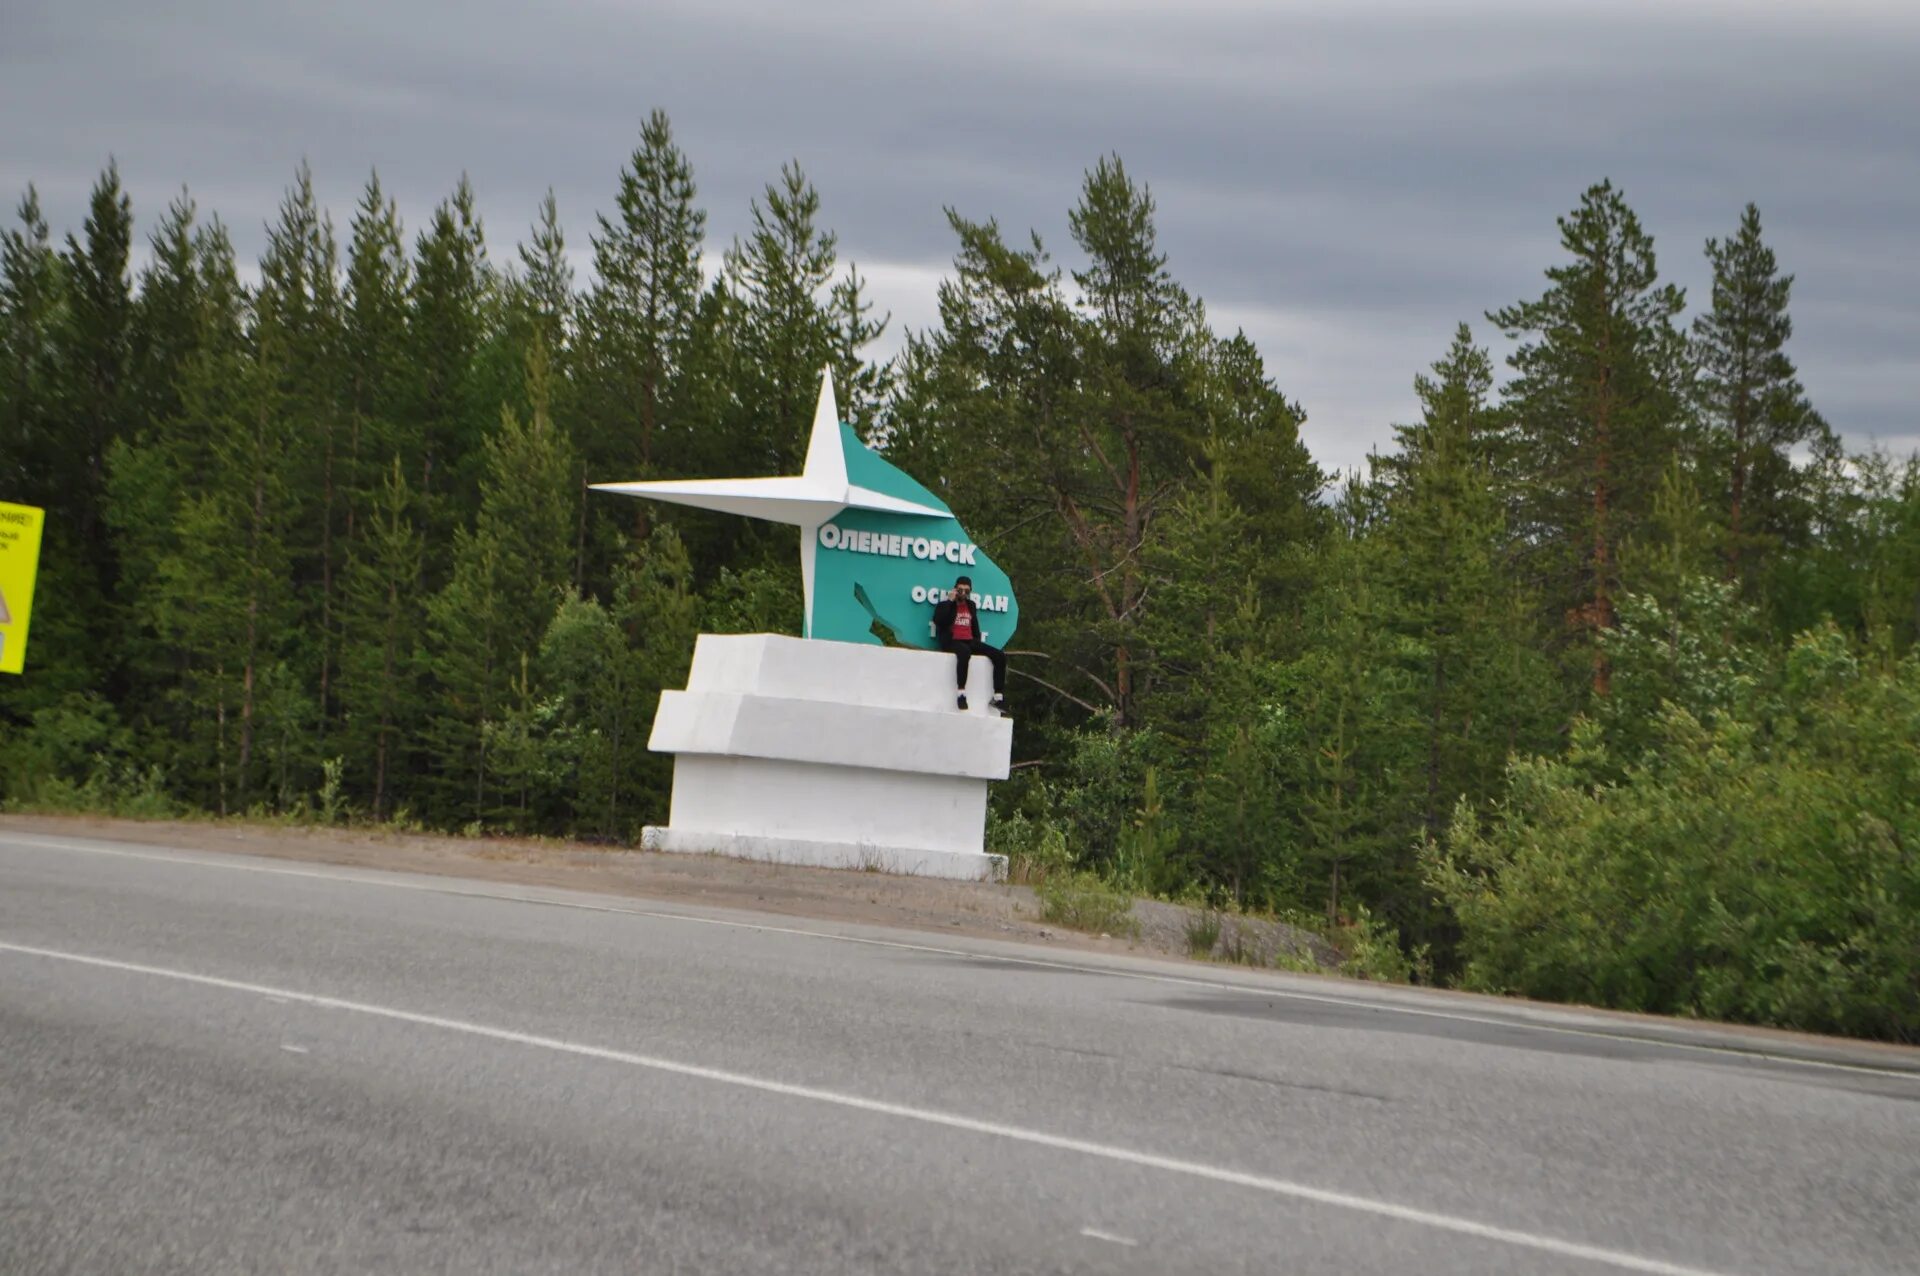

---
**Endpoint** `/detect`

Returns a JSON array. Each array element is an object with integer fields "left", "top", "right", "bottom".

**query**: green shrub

[
  {"left": 1333, "top": 904, "right": 1426, "bottom": 984},
  {"left": 1, "top": 693, "right": 175, "bottom": 819},
  {"left": 988, "top": 803, "right": 1074, "bottom": 883},
  {"left": 1427, "top": 625, "right": 1920, "bottom": 1040}
]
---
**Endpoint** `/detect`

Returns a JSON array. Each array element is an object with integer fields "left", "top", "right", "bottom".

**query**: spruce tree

[
  {"left": 1373, "top": 325, "right": 1556, "bottom": 846},
  {"left": 1283, "top": 510, "right": 1414, "bottom": 923}
]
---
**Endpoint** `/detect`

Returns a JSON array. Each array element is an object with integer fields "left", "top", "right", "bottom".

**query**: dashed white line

[
  {"left": 0, "top": 938, "right": 1734, "bottom": 1276},
  {"left": 1079, "top": 1227, "right": 1137, "bottom": 1246},
  {"left": 280, "top": 1043, "right": 308, "bottom": 1054}
]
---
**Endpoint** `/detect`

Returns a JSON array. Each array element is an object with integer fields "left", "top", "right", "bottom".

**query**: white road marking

[
  {"left": 1079, "top": 1227, "right": 1137, "bottom": 1246},
  {"left": 1, "top": 938, "right": 1732, "bottom": 1276},
  {"left": 3, "top": 832, "right": 1915, "bottom": 1083},
  {"left": 280, "top": 1043, "right": 308, "bottom": 1054}
]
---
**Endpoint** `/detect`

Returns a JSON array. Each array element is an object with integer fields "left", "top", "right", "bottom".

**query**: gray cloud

[{"left": 4, "top": 0, "right": 1916, "bottom": 473}]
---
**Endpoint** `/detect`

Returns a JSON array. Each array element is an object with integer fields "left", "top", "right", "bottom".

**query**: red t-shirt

[{"left": 950, "top": 601, "right": 974, "bottom": 641}]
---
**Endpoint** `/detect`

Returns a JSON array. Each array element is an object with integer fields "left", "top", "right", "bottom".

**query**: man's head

[{"left": 953, "top": 575, "right": 972, "bottom": 600}]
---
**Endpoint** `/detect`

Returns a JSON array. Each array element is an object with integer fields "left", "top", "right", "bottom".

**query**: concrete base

[
  {"left": 643, "top": 634, "right": 1014, "bottom": 883},
  {"left": 642, "top": 827, "right": 1007, "bottom": 882}
]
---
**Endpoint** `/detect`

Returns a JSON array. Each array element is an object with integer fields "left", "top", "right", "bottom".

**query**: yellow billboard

[{"left": 0, "top": 501, "right": 45, "bottom": 675}]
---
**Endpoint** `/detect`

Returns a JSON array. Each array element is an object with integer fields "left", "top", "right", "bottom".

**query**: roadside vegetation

[{"left": 6, "top": 115, "right": 1919, "bottom": 1040}]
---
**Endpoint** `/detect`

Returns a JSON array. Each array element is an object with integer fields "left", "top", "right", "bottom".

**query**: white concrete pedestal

[{"left": 642, "top": 633, "right": 1012, "bottom": 881}]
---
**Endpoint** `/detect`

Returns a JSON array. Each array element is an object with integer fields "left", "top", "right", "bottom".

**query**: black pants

[{"left": 943, "top": 639, "right": 1006, "bottom": 693}]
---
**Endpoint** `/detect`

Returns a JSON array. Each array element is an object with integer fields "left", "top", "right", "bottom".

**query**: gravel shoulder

[{"left": 0, "top": 812, "right": 1335, "bottom": 970}]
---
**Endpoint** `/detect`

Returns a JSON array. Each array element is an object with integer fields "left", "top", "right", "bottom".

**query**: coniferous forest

[{"left": 5, "top": 113, "right": 1918, "bottom": 1039}]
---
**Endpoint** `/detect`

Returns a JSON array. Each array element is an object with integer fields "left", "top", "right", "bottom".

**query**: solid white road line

[
  {"left": 4, "top": 831, "right": 1915, "bottom": 1083},
  {"left": 0, "top": 938, "right": 1733, "bottom": 1276}
]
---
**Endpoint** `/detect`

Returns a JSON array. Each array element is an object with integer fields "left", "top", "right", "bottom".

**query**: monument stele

[{"left": 592, "top": 369, "right": 1016, "bottom": 880}]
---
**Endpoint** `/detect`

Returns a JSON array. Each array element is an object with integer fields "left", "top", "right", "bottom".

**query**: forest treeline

[{"left": 4, "top": 112, "right": 1917, "bottom": 1038}]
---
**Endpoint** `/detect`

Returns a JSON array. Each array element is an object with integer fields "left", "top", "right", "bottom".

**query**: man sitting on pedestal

[{"left": 932, "top": 575, "right": 1007, "bottom": 714}]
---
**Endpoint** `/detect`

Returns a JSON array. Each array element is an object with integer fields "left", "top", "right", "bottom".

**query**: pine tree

[
  {"left": 580, "top": 111, "right": 704, "bottom": 480},
  {"left": 342, "top": 173, "right": 413, "bottom": 550},
  {"left": 424, "top": 342, "right": 577, "bottom": 821},
  {"left": 1489, "top": 181, "right": 1690, "bottom": 694},
  {"left": 127, "top": 192, "right": 204, "bottom": 432},
  {"left": 58, "top": 163, "right": 135, "bottom": 558},
  {"left": 339, "top": 456, "right": 424, "bottom": 819},
  {"left": 1054, "top": 155, "right": 1209, "bottom": 725},
  {"left": 30, "top": 165, "right": 136, "bottom": 703},
  {"left": 0, "top": 189, "right": 60, "bottom": 483},
  {"left": 902, "top": 158, "right": 1318, "bottom": 733},
  {"left": 256, "top": 166, "right": 346, "bottom": 755},
  {"left": 0, "top": 186, "right": 63, "bottom": 499},
  {"left": 724, "top": 161, "right": 840, "bottom": 473},
  {"left": 538, "top": 525, "right": 697, "bottom": 837},
  {"left": 0, "top": 185, "right": 76, "bottom": 714},
  {"left": 153, "top": 285, "right": 297, "bottom": 812},
  {"left": 109, "top": 198, "right": 251, "bottom": 717},
  {"left": 828, "top": 261, "right": 889, "bottom": 437},
  {"left": 516, "top": 189, "right": 573, "bottom": 361},
  {"left": 620, "top": 526, "right": 697, "bottom": 816},
  {"left": 575, "top": 111, "right": 707, "bottom": 583},
  {"left": 410, "top": 175, "right": 494, "bottom": 578},
  {"left": 1693, "top": 203, "right": 1831, "bottom": 590}
]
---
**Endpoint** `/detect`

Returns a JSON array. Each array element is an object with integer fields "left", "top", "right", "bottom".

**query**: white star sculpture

[{"left": 591, "top": 369, "right": 946, "bottom": 636}]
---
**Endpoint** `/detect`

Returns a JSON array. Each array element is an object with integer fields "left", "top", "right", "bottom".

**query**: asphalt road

[{"left": 3, "top": 830, "right": 1917, "bottom": 1275}]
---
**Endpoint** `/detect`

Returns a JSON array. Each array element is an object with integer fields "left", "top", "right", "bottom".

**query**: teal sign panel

[{"left": 812, "top": 424, "right": 1018, "bottom": 650}]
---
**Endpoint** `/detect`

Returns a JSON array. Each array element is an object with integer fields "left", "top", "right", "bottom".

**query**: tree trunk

[
  {"left": 319, "top": 414, "right": 336, "bottom": 731},
  {"left": 238, "top": 429, "right": 266, "bottom": 801},
  {"left": 1591, "top": 314, "right": 1616, "bottom": 698},
  {"left": 1727, "top": 380, "right": 1751, "bottom": 583},
  {"left": 1425, "top": 649, "right": 1447, "bottom": 843}
]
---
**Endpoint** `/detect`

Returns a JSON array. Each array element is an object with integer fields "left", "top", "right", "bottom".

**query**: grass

[
  {"left": 1184, "top": 908, "right": 1223, "bottom": 957},
  {"left": 1035, "top": 870, "right": 1139, "bottom": 938}
]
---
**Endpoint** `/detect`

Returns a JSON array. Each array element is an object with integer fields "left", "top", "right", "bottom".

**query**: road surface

[{"left": 3, "top": 829, "right": 1917, "bottom": 1274}]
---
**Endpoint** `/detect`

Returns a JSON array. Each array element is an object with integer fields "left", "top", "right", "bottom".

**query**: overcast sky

[{"left": 4, "top": 0, "right": 1916, "bottom": 475}]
